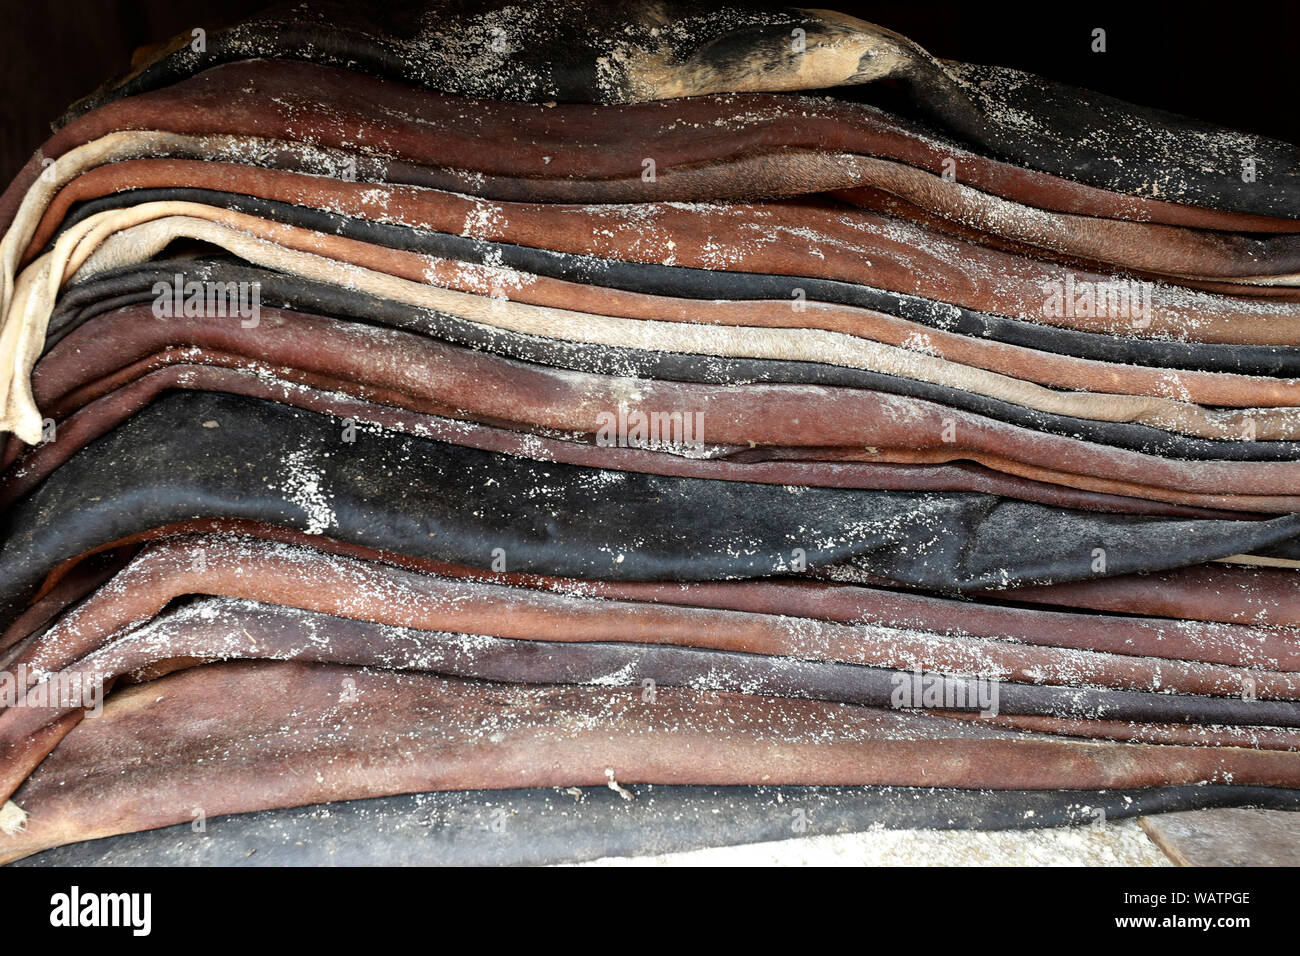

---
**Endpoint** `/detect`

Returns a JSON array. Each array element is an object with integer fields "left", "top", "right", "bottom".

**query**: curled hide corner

[
  {"left": 0, "top": 800, "right": 28, "bottom": 835},
  {"left": 626, "top": 9, "right": 920, "bottom": 102}
]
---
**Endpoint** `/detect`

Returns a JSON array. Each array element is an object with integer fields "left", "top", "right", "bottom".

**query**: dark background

[{"left": 2, "top": 0, "right": 1296, "bottom": 181}]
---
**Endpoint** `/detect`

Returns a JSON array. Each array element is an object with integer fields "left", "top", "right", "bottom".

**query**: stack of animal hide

[{"left": 3, "top": 1, "right": 1300, "bottom": 865}]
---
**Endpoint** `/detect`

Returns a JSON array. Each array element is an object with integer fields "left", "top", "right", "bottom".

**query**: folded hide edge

[{"left": 4, "top": 657, "right": 1300, "bottom": 865}]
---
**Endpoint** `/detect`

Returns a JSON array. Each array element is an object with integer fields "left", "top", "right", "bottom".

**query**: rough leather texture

[
  {"left": 7, "top": 389, "right": 1300, "bottom": 633},
  {"left": 6, "top": 656, "right": 1300, "bottom": 864},
  {"left": 51, "top": 2, "right": 1300, "bottom": 216}
]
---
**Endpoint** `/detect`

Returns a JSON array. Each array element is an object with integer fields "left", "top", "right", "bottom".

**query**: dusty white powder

[
  {"left": 277, "top": 449, "right": 337, "bottom": 535},
  {"left": 573, "top": 819, "right": 1171, "bottom": 866}
]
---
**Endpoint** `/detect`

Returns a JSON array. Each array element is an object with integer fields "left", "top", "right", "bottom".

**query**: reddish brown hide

[
  {"left": 5, "top": 658, "right": 1300, "bottom": 864},
  {"left": 25, "top": 156, "right": 1300, "bottom": 287},
  {"left": 9, "top": 305, "right": 1299, "bottom": 514},
  {"left": 9, "top": 60, "right": 1299, "bottom": 234}
]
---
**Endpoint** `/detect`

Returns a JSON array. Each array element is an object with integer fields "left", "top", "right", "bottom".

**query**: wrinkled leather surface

[
  {"left": 6, "top": 656, "right": 1300, "bottom": 864},
  {"left": 5, "top": 2, "right": 1299, "bottom": 858},
  {"left": 6, "top": 303, "right": 1292, "bottom": 515},
  {"left": 51, "top": 2, "right": 1300, "bottom": 217},
  {"left": 31, "top": 261, "right": 1300, "bottom": 471},
  {"left": 52, "top": 254, "right": 1300, "bottom": 378},
  {"left": 38, "top": 185, "right": 1300, "bottom": 404},
  {"left": 6, "top": 389, "right": 1300, "bottom": 633},
  {"left": 8, "top": 586, "right": 1297, "bottom": 810}
]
